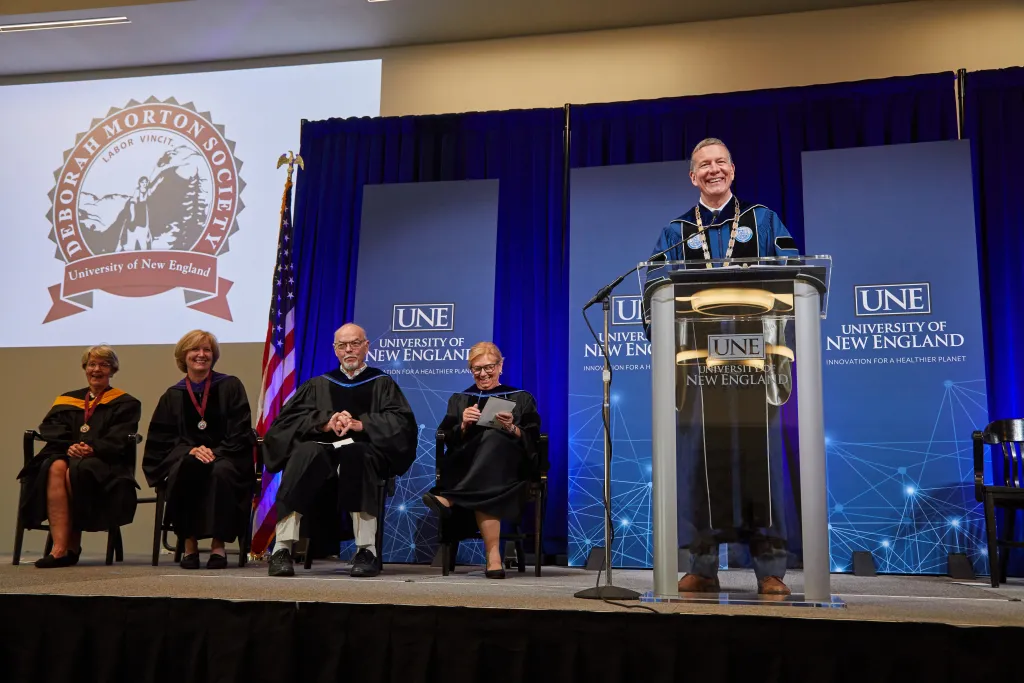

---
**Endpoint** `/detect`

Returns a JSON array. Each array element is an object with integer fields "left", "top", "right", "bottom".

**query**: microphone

[{"left": 582, "top": 246, "right": 675, "bottom": 311}]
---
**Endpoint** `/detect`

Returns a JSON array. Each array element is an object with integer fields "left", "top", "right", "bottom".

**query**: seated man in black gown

[
  {"left": 18, "top": 345, "right": 141, "bottom": 568},
  {"left": 264, "top": 323, "right": 417, "bottom": 578},
  {"left": 143, "top": 330, "right": 254, "bottom": 569},
  {"left": 422, "top": 342, "right": 542, "bottom": 579}
]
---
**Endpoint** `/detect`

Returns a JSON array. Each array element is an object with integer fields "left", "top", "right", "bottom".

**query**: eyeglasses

[
  {"left": 86, "top": 361, "right": 112, "bottom": 370},
  {"left": 470, "top": 362, "right": 500, "bottom": 375},
  {"left": 334, "top": 340, "right": 366, "bottom": 350}
]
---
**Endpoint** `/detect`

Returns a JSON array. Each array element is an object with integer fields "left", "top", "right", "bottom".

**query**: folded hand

[
  {"left": 190, "top": 445, "right": 216, "bottom": 463},
  {"left": 67, "top": 442, "right": 93, "bottom": 458}
]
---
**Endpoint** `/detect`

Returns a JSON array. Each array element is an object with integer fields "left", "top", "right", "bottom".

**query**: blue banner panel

[
  {"left": 802, "top": 141, "right": 989, "bottom": 575},
  {"left": 568, "top": 161, "right": 698, "bottom": 567},
  {"left": 355, "top": 180, "right": 499, "bottom": 563}
]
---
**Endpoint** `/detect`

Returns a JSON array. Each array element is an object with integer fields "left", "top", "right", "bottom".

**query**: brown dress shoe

[
  {"left": 677, "top": 573, "right": 721, "bottom": 593},
  {"left": 757, "top": 576, "right": 791, "bottom": 595}
]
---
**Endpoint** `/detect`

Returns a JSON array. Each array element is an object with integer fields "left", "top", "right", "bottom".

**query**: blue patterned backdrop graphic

[
  {"left": 569, "top": 394, "right": 655, "bottom": 567},
  {"left": 804, "top": 141, "right": 990, "bottom": 575},
  {"left": 826, "top": 379, "right": 989, "bottom": 573},
  {"left": 352, "top": 180, "right": 500, "bottom": 566},
  {"left": 568, "top": 161, "right": 696, "bottom": 567}
]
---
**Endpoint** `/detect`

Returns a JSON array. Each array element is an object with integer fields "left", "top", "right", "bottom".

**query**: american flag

[{"left": 251, "top": 163, "right": 299, "bottom": 556}]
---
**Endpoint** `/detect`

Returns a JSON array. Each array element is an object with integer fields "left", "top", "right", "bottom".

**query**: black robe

[
  {"left": 434, "top": 385, "right": 541, "bottom": 538},
  {"left": 18, "top": 388, "right": 142, "bottom": 532},
  {"left": 142, "top": 372, "right": 254, "bottom": 542},
  {"left": 263, "top": 366, "right": 417, "bottom": 544}
]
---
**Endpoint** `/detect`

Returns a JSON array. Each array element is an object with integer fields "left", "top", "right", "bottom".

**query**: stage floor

[{"left": 2, "top": 552, "right": 1023, "bottom": 627}]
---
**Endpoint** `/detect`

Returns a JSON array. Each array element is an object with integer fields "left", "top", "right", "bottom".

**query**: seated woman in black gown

[
  {"left": 422, "top": 342, "right": 541, "bottom": 579},
  {"left": 18, "top": 345, "right": 142, "bottom": 568},
  {"left": 143, "top": 330, "right": 254, "bottom": 570}
]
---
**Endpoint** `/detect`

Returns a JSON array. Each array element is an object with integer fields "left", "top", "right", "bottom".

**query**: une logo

[
  {"left": 611, "top": 295, "right": 644, "bottom": 326},
  {"left": 391, "top": 303, "right": 455, "bottom": 332},
  {"left": 708, "top": 334, "right": 765, "bottom": 360},
  {"left": 854, "top": 283, "right": 931, "bottom": 317}
]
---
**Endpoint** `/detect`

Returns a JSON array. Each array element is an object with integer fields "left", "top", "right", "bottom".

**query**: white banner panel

[{"left": 0, "top": 60, "right": 381, "bottom": 347}]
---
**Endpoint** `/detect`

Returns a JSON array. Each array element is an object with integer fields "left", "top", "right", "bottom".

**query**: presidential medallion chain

[{"left": 694, "top": 197, "right": 741, "bottom": 269}]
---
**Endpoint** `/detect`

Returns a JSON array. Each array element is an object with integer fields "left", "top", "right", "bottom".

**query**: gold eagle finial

[{"left": 277, "top": 151, "right": 305, "bottom": 171}]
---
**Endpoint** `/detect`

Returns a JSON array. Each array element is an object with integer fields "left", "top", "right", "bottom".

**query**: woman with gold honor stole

[
  {"left": 18, "top": 345, "right": 142, "bottom": 568},
  {"left": 422, "top": 342, "right": 541, "bottom": 579},
  {"left": 143, "top": 330, "right": 254, "bottom": 570},
  {"left": 646, "top": 138, "right": 800, "bottom": 596}
]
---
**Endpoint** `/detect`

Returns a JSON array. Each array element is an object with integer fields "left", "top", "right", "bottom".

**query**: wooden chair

[
  {"left": 149, "top": 429, "right": 260, "bottom": 567},
  {"left": 974, "top": 419, "right": 1024, "bottom": 587},
  {"left": 966, "top": 421, "right": 1024, "bottom": 589},
  {"left": 434, "top": 430, "right": 548, "bottom": 577},
  {"left": 12, "top": 430, "right": 141, "bottom": 566}
]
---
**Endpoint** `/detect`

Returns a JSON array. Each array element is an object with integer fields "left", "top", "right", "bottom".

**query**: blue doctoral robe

[{"left": 645, "top": 198, "right": 799, "bottom": 553}]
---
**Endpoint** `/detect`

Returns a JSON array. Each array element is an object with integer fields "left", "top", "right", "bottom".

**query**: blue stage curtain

[
  {"left": 570, "top": 73, "right": 959, "bottom": 565},
  {"left": 570, "top": 73, "right": 958, "bottom": 250},
  {"left": 292, "top": 110, "right": 569, "bottom": 552},
  {"left": 965, "top": 66, "right": 1024, "bottom": 575}
]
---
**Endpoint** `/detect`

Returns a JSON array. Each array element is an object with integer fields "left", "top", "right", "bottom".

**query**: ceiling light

[{"left": 0, "top": 17, "right": 130, "bottom": 33}]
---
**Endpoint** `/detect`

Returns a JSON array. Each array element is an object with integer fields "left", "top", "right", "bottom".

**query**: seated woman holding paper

[{"left": 422, "top": 342, "right": 541, "bottom": 579}]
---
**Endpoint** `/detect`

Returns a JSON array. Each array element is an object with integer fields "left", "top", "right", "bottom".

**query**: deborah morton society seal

[{"left": 44, "top": 97, "right": 245, "bottom": 323}]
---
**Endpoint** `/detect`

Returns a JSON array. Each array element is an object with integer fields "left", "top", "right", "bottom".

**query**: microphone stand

[{"left": 575, "top": 266, "right": 644, "bottom": 601}]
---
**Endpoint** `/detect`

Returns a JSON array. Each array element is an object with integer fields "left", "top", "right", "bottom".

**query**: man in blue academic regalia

[{"left": 647, "top": 138, "right": 799, "bottom": 596}]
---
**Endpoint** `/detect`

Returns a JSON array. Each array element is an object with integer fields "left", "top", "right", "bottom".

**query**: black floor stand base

[{"left": 574, "top": 585, "right": 642, "bottom": 600}]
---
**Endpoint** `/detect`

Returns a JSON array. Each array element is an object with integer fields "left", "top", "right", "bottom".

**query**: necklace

[
  {"left": 694, "top": 197, "right": 741, "bottom": 269},
  {"left": 185, "top": 374, "right": 212, "bottom": 430},
  {"left": 80, "top": 387, "right": 107, "bottom": 433}
]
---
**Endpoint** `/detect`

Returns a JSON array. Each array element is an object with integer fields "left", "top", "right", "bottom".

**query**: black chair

[
  {"left": 434, "top": 430, "right": 548, "bottom": 577},
  {"left": 149, "top": 429, "right": 260, "bottom": 567},
  {"left": 300, "top": 474, "right": 396, "bottom": 573},
  {"left": 13, "top": 430, "right": 142, "bottom": 566},
  {"left": 974, "top": 419, "right": 1024, "bottom": 587}
]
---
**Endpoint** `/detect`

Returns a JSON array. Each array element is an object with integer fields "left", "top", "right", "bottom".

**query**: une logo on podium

[
  {"left": 391, "top": 303, "right": 455, "bottom": 332},
  {"left": 611, "top": 295, "right": 644, "bottom": 326},
  {"left": 854, "top": 283, "right": 932, "bottom": 317},
  {"left": 708, "top": 334, "right": 765, "bottom": 361}
]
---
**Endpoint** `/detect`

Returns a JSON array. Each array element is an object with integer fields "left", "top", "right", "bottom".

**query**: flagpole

[
  {"left": 258, "top": 150, "right": 302, "bottom": 428},
  {"left": 249, "top": 150, "right": 303, "bottom": 561}
]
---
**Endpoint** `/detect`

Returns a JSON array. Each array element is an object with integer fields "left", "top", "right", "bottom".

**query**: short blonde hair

[
  {"left": 467, "top": 341, "right": 502, "bottom": 368},
  {"left": 174, "top": 330, "right": 220, "bottom": 373},
  {"left": 689, "top": 137, "right": 732, "bottom": 172},
  {"left": 81, "top": 345, "right": 119, "bottom": 374}
]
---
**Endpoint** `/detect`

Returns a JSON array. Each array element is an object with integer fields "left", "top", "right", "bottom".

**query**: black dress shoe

[
  {"left": 484, "top": 568, "right": 506, "bottom": 580},
  {"left": 34, "top": 553, "right": 77, "bottom": 569},
  {"left": 421, "top": 492, "right": 452, "bottom": 519},
  {"left": 67, "top": 549, "right": 81, "bottom": 566},
  {"left": 206, "top": 553, "right": 228, "bottom": 570},
  {"left": 268, "top": 548, "right": 295, "bottom": 577},
  {"left": 350, "top": 548, "right": 380, "bottom": 577},
  {"left": 179, "top": 553, "right": 200, "bottom": 570}
]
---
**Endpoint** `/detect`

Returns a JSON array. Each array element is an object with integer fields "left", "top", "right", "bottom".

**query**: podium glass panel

[{"left": 641, "top": 257, "right": 841, "bottom": 606}]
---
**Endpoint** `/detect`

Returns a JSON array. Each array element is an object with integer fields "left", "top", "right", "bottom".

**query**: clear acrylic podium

[{"left": 641, "top": 256, "right": 839, "bottom": 606}]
